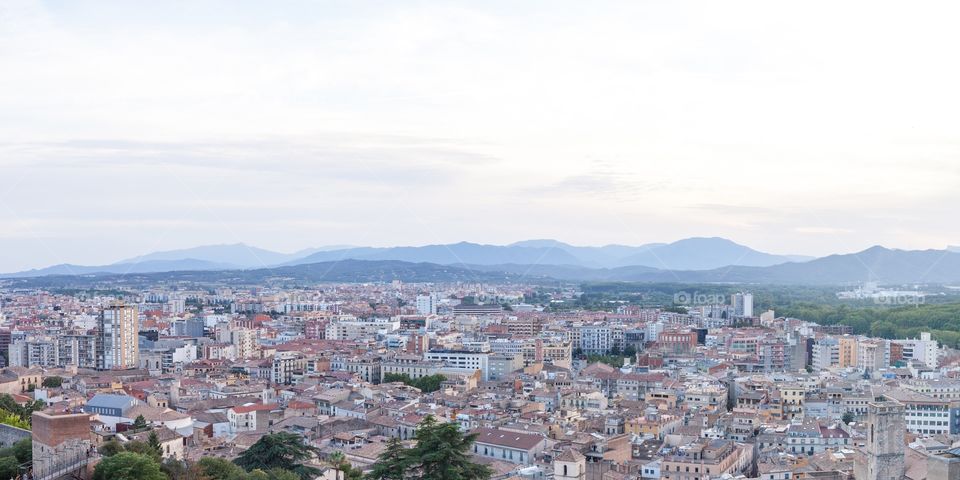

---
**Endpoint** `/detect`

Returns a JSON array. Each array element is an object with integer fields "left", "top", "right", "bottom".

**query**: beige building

[
  {"left": 0, "top": 367, "right": 42, "bottom": 394},
  {"left": 838, "top": 336, "right": 858, "bottom": 368},
  {"left": 554, "top": 448, "right": 586, "bottom": 480},
  {"left": 662, "top": 439, "right": 750, "bottom": 480}
]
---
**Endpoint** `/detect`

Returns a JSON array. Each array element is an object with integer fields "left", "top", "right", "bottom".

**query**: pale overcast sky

[{"left": 1, "top": 0, "right": 959, "bottom": 271}]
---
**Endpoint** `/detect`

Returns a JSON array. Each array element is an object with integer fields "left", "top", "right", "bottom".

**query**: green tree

[
  {"left": 365, "top": 438, "right": 409, "bottom": 480},
  {"left": 161, "top": 459, "right": 211, "bottom": 480},
  {"left": 132, "top": 414, "right": 149, "bottom": 430},
  {"left": 266, "top": 469, "right": 302, "bottom": 480},
  {"left": 407, "top": 416, "right": 492, "bottom": 480},
  {"left": 22, "top": 400, "right": 46, "bottom": 422},
  {"left": 147, "top": 431, "right": 163, "bottom": 457},
  {"left": 0, "top": 394, "right": 44, "bottom": 425},
  {"left": 0, "top": 456, "right": 18, "bottom": 480},
  {"left": 99, "top": 439, "right": 126, "bottom": 457},
  {"left": 233, "top": 432, "right": 319, "bottom": 480},
  {"left": 382, "top": 373, "right": 446, "bottom": 393},
  {"left": 198, "top": 457, "right": 247, "bottom": 480},
  {"left": 842, "top": 411, "right": 855, "bottom": 424},
  {"left": 341, "top": 462, "right": 363, "bottom": 480},
  {"left": 0, "top": 410, "right": 30, "bottom": 430},
  {"left": 41, "top": 376, "right": 63, "bottom": 388},
  {"left": 12, "top": 438, "right": 30, "bottom": 464},
  {"left": 326, "top": 452, "right": 353, "bottom": 480},
  {"left": 247, "top": 470, "right": 271, "bottom": 480},
  {"left": 126, "top": 440, "right": 162, "bottom": 463},
  {"left": 413, "top": 375, "right": 446, "bottom": 393},
  {"left": 93, "top": 452, "right": 167, "bottom": 480},
  {"left": 325, "top": 452, "right": 363, "bottom": 480}
]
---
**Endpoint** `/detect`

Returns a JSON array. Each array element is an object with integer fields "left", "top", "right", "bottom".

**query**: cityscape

[
  {"left": 3, "top": 2, "right": 960, "bottom": 480},
  {"left": 2, "top": 254, "right": 960, "bottom": 480}
]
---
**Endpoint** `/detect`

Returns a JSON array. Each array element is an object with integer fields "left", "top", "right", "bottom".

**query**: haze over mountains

[
  {"left": 4, "top": 238, "right": 960, "bottom": 284},
  {"left": 4, "top": 237, "right": 808, "bottom": 276}
]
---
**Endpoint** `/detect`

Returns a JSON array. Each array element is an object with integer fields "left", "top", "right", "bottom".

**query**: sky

[{"left": 1, "top": 0, "right": 959, "bottom": 272}]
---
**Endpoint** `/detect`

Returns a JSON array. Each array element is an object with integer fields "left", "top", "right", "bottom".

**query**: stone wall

[{"left": 0, "top": 423, "right": 31, "bottom": 447}]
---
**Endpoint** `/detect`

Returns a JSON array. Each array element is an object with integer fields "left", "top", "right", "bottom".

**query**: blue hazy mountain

[
  {"left": 1, "top": 258, "right": 237, "bottom": 278},
  {"left": 284, "top": 242, "right": 585, "bottom": 267},
  {"left": 509, "top": 237, "right": 810, "bottom": 269},
  {"left": 603, "top": 246, "right": 960, "bottom": 284},
  {"left": 507, "top": 239, "right": 665, "bottom": 268},
  {"left": 614, "top": 237, "right": 813, "bottom": 270},
  {"left": 6, "top": 247, "right": 960, "bottom": 285},
  {"left": 115, "top": 243, "right": 346, "bottom": 268},
  {"left": 286, "top": 237, "right": 813, "bottom": 270},
  {"left": 4, "top": 238, "right": 817, "bottom": 277}
]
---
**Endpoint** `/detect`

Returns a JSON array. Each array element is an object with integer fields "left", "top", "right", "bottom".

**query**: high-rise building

[
  {"left": 855, "top": 401, "right": 905, "bottom": 480},
  {"left": 731, "top": 292, "right": 754, "bottom": 317},
  {"left": 97, "top": 304, "right": 139, "bottom": 370},
  {"left": 416, "top": 294, "right": 437, "bottom": 315}
]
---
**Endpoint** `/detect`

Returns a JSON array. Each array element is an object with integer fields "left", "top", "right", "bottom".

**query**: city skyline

[{"left": 2, "top": 0, "right": 959, "bottom": 271}]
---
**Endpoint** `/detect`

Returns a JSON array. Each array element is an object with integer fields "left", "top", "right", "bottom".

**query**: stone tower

[
  {"left": 856, "top": 401, "right": 905, "bottom": 480},
  {"left": 554, "top": 448, "right": 586, "bottom": 480}
]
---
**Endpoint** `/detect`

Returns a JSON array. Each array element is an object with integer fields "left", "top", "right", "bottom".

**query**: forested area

[{"left": 778, "top": 302, "right": 960, "bottom": 347}]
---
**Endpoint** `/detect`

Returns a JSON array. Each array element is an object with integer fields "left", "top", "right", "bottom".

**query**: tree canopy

[
  {"left": 366, "top": 416, "right": 492, "bottom": 480},
  {"left": 41, "top": 376, "right": 64, "bottom": 388},
  {"left": 233, "top": 432, "right": 319, "bottom": 480},
  {"left": 382, "top": 373, "right": 446, "bottom": 393},
  {"left": 93, "top": 452, "right": 168, "bottom": 480},
  {"left": 778, "top": 301, "right": 960, "bottom": 347}
]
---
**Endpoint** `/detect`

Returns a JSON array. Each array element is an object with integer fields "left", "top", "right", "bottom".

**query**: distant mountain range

[
  {"left": 468, "top": 246, "right": 960, "bottom": 284},
  {"left": 3, "top": 237, "right": 812, "bottom": 277},
  {"left": 4, "top": 239, "right": 960, "bottom": 285},
  {"left": 116, "top": 243, "right": 353, "bottom": 268}
]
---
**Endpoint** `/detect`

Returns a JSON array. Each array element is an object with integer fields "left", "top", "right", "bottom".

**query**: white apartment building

[
  {"left": 811, "top": 339, "right": 839, "bottom": 371},
  {"left": 325, "top": 317, "right": 399, "bottom": 340},
  {"left": 416, "top": 294, "right": 437, "bottom": 315},
  {"left": 424, "top": 349, "right": 489, "bottom": 381},
  {"left": 578, "top": 325, "right": 612, "bottom": 355},
  {"left": 894, "top": 332, "right": 940, "bottom": 369}
]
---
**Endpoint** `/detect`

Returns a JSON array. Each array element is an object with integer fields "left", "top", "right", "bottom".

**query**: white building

[
  {"left": 325, "top": 317, "right": 399, "bottom": 340},
  {"left": 227, "top": 403, "right": 276, "bottom": 433},
  {"left": 425, "top": 349, "right": 489, "bottom": 381},
  {"left": 732, "top": 292, "right": 754, "bottom": 318},
  {"left": 577, "top": 324, "right": 612, "bottom": 355},
  {"left": 894, "top": 332, "right": 940, "bottom": 369},
  {"left": 811, "top": 338, "right": 839, "bottom": 371},
  {"left": 416, "top": 294, "right": 437, "bottom": 315},
  {"left": 645, "top": 322, "right": 664, "bottom": 343}
]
